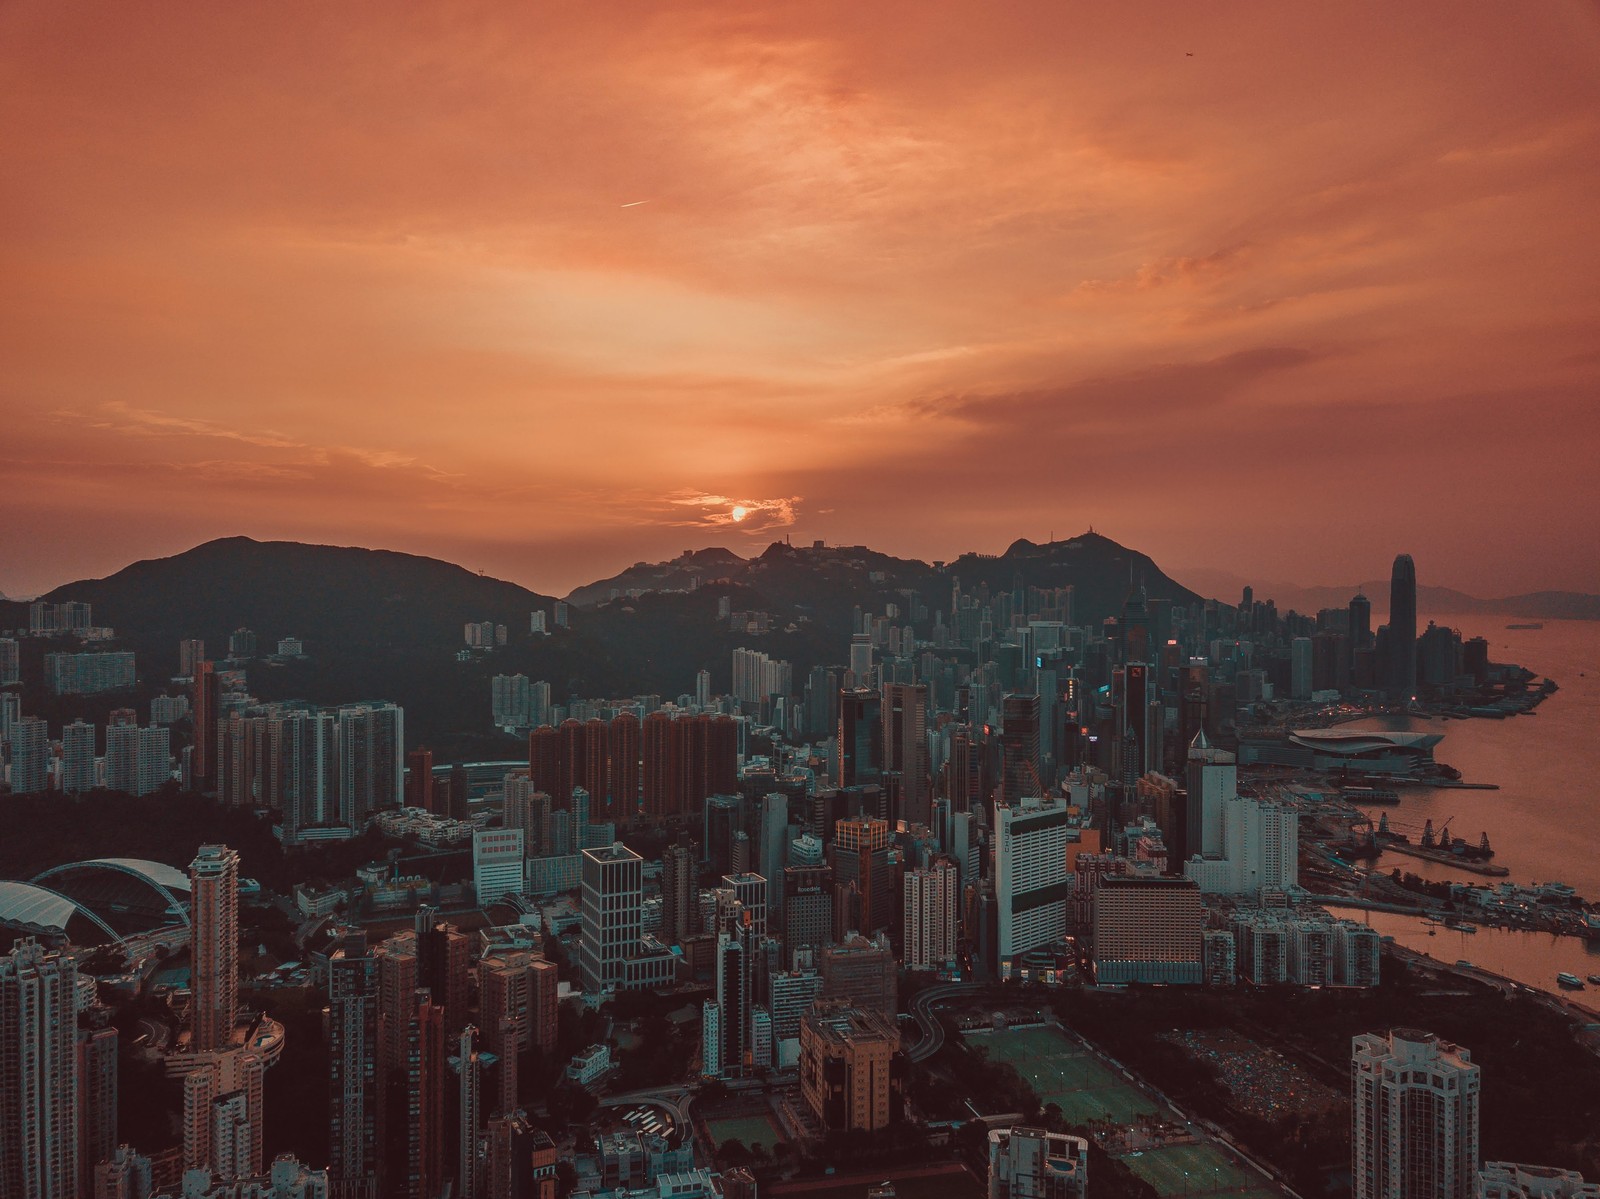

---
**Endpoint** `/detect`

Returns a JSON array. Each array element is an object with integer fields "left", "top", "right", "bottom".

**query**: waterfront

[
  {"left": 1346, "top": 615, "right": 1600, "bottom": 901},
  {"left": 1323, "top": 904, "right": 1600, "bottom": 1015}
]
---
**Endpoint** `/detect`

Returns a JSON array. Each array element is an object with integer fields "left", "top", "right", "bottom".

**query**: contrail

[{"left": 619, "top": 200, "right": 650, "bottom": 208}]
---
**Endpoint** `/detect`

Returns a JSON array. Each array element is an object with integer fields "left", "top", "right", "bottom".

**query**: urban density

[
  {"left": 5, "top": 4, "right": 1599, "bottom": 1197},
  {"left": 2, "top": 540, "right": 1597, "bottom": 1198}
]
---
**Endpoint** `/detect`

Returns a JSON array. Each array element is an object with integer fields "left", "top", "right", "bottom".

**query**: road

[{"left": 906, "top": 982, "right": 994, "bottom": 1062}]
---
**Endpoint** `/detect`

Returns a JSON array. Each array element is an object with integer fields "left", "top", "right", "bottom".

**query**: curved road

[{"left": 907, "top": 982, "right": 994, "bottom": 1062}]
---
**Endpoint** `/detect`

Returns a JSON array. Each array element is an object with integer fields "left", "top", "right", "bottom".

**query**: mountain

[
  {"left": 1176, "top": 567, "right": 1600, "bottom": 622},
  {"left": 565, "top": 546, "right": 748, "bottom": 607},
  {"left": 945, "top": 532, "right": 1202, "bottom": 617}
]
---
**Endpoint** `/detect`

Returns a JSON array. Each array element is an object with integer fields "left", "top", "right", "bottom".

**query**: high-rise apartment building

[
  {"left": 190, "top": 845, "right": 240, "bottom": 1053},
  {"left": 336, "top": 703, "right": 404, "bottom": 823},
  {"left": 903, "top": 857, "right": 960, "bottom": 970},
  {"left": 8, "top": 715, "right": 51, "bottom": 794},
  {"left": 1352, "top": 1028, "right": 1480, "bottom": 1199},
  {"left": 579, "top": 843, "right": 643, "bottom": 994},
  {"left": 0, "top": 940, "right": 79, "bottom": 1199},
  {"left": 106, "top": 723, "right": 171, "bottom": 797},
  {"left": 77, "top": 1011, "right": 118, "bottom": 1197},
  {"left": 325, "top": 931, "right": 378, "bottom": 1193},
  {"left": 660, "top": 843, "right": 696, "bottom": 947},
  {"left": 46, "top": 651, "right": 136, "bottom": 695},
  {"left": 0, "top": 637, "right": 19, "bottom": 686},
  {"left": 62, "top": 719, "right": 97, "bottom": 794},
  {"left": 993, "top": 796, "right": 1071, "bottom": 973},
  {"left": 987, "top": 1127, "right": 1089, "bottom": 1199}
]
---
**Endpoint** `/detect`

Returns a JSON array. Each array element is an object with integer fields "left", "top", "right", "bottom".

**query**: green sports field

[
  {"left": 1125, "top": 1141, "right": 1275, "bottom": 1198},
  {"left": 705, "top": 1113, "right": 785, "bottom": 1154},
  {"left": 965, "top": 1024, "right": 1160, "bottom": 1125}
]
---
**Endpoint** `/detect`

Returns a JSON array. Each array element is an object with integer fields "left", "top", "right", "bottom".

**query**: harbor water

[{"left": 1346, "top": 615, "right": 1600, "bottom": 901}]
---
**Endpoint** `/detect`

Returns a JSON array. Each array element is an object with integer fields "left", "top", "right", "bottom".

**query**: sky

[{"left": 4, "top": 1, "right": 1599, "bottom": 600}]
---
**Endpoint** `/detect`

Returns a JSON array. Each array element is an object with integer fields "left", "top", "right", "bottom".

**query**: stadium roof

[{"left": 0, "top": 879, "right": 121, "bottom": 943}]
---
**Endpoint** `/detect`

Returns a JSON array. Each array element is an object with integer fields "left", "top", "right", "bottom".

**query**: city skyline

[{"left": 5, "top": 3, "right": 1600, "bottom": 598}]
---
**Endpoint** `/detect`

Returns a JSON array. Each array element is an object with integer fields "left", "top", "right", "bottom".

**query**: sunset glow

[{"left": 3, "top": 2, "right": 1598, "bottom": 596}]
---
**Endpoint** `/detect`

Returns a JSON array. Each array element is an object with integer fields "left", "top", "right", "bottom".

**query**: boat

[
  {"left": 1587, "top": 974, "right": 1600, "bottom": 986},
  {"left": 1557, "top": 973, "right": 1585, "bottom": 990},
  {"left": 1455, "top": 960, "right": 1474, "bottom": 969},
  {"left": 1505, "top": 622, "right": 1543, "bottom": 630}
]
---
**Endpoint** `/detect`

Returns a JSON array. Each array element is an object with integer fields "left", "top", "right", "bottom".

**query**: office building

[
  {"left": 0, "top": 940, "right": 79, "bottom": 1199},
  {"left": 903, "top": 857, "right": 960, "bottom": 970},
  {"left": 1388, "top": 554, "right": 1418, "bottom": 702},
  {"left": 833, "top": 817, "right": 893, "bottom": 938},
  {"left": 1353, "top": 1028, "right": 1479, "bottom": 1199},
  {"left": 883, "top": 683, "right": 930, "bottom": 826},
  {"left": 191, "top": 845, "right": 240, "bottom": 1052},
  {"left": 798, "top": 1003, "right": 903, "bottom": 1133},
  {"left": 783, "top": 865, "right": 834, "bottom": 963},
  {"left": 473, "top": 829, "right": 525, "bottom": 905},
  {"left": 579, "top": 843, "right": 643, "bottom": 994},
  {"left": 1000, "top": 694, "right": 1042, "bottom": 803},
  {"left": 818, "top": 933, "right": 896, "bottom": 1023},
  {"left": 1092, "top": 877, "right": 1203, "bottom": 985},
  {"left": 987, "top": 1127, "right": 1089, "bottom": 1199},
  {"left": 1291, "top": 636, "right": 1314, "bottom": 701},
  {"left": 720, "top": 873, "right": 768, "bottom": 938},
  {"left": 1185, "top": 729, "right": 1237, "bottom": 861},
  {"left": 994, "top": 796, "right": 1071, "bottom": 974},
  {"left": 837, "top": 688, "right": 882, "bottom": 788}
]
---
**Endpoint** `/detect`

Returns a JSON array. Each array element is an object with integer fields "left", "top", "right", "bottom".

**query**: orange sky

[{"left": 4, "top": 2, "right": 1599, "bottom": 599}]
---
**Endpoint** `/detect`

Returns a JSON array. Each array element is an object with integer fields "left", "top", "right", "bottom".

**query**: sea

[{"left": 1333, "top": 614, "right": 1600, "bottom": 1010}]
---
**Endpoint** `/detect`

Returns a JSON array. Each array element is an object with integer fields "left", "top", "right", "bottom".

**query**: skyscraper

[
  {"left": 837, "top": 688, "right": 882, "bottom": 788},
  {"left": 660, "top": 842, "right": 696, "bottom": 946},
  {"left": 76, "top": 1010, "right": 118, "bottom": 1197},
  {"left": 62, "top": 719, "right": 97, "bottom": 794},
  {"left": 325, "top": 931, "right": 379, "bottom": 1195},
  {"left": 190, "top": 844, "right": 240, "bottom": 1053},
  {"left": 0, "top": 940, "right": 79, "bottom": 1199},
  {"left": 993, "top": 796, "right": 1071, "bottom": 974},
  {"left": 903, "top": 857, "right": 960, "bottom": 970},
  {"left": 883, "top": 683, "right": 930, "bottom": 826},
  {"left": 1388, "top": 553, "right": 1418, "bottom": 702},
  {"left": 999, "top": 693, "right": 1042, "bottom": 804},
  {"left": 8, "top": 715, "right": 50, "bottom": 795},
  {"left": 579, "top": 843, "right": 643, "bottom": 994},
  {"left": 1352, "top": 1028, "right": 1480, "bottom": 1199}
]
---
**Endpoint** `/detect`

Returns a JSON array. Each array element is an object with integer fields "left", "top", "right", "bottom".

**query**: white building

[
  {"left": 987, "top": 1127, "right": 1089, "bottom": 1199},
  {"left": 1352, "top": 1028, "right": 1480, "bottom": 1199},
  {"left": 903, "top": 857, "right": 960, "bottom": 970},
  {"left": 579, "top": 843, "right": 643, "bottom": 994},
  {"left": 993, "top": 796, "right": 1071, "bottom": 972},
  {"left": 1231, "top": 909, "right": 1380, "bottom": 986},
  {"left": 107, "top": 723, "right": 172, "bottom": 796},
  {"left": 566, "top": 1043, "right": 611, "bottom": 1086},
  {"left": 474, "top": 828, "right": 526, "bottom": 905},
  {"left": 1185, "top": 730, "right": 1236, "bottom": 859},
  {"left": 701, "top": 1000, "right": 722, "bottom": 1077},
  {"left": 1183, "top": 794, "right": 1298, "bottom": 897},
  {"left": 8, "top": 715, "right": 51, "bottom": 795},
  {"left": 1477, "top": 1164, "right": 1599, "bottom": 1199}
]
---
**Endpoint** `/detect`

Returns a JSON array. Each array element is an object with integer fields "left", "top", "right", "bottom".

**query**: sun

[{"left": 731, "top": 505, "right": 749, "bottom": 522}]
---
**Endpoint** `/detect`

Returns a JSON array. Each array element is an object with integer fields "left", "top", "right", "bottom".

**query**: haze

[{"left": 4, "top": 2, "right": 1599, "bottom": 598}]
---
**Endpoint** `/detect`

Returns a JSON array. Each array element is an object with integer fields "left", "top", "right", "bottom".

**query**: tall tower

[
  {"left": 661, "top": 843, "right": 696, "bottom": 946},
  {"left": 450, "top": 1026, "right": 489, "bottom": 1199},
  {"left": 579, "top": 843, "right": 643, "bottom": 994},
  {"left": 1388, "top": 554, "right": 1418, "bottom": 702},
  {"left": 883, "top": 683, "right": 930, "bottom": 827},
  {"left": 1000, "top": 693, "right": 1042, "bottom": 804},
  {"left": 837, "top": 688, "right": 882, "bottom": 788},
  {"left": 326, "top": 931, "right": 379, "bottom": 1191},
  {"left": 0, "top": 940, "right": 79, "bottom": 1199},
  {"left": 903, "top": 857, "right": 959, "bottom": 970},
  {"left": 1352, "top": 1028, "right": 1479, "bottom": 1199},
  {"left": 190, "top": 844, "right": 240, "bottom": 1052}
]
